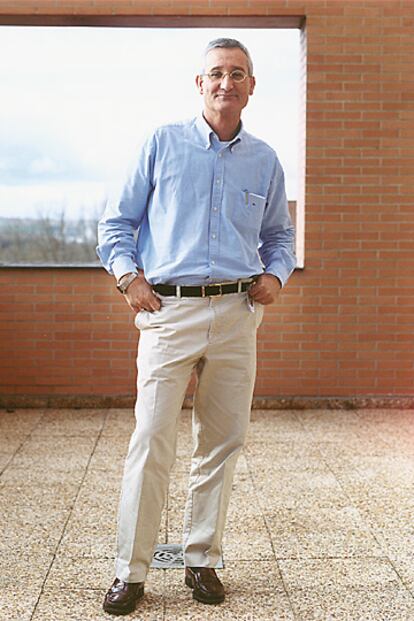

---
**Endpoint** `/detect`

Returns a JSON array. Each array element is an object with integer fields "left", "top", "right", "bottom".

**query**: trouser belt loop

[{"left": 176, "top": 285, "right": 181, "bottom": 298}]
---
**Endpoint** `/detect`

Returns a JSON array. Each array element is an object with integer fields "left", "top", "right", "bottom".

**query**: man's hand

[
  {"left": 248, "top": 273, "right": 281, "bottom": 305},
  {"left": 123, "top": 271, "right": 161, "bottom": 313}
]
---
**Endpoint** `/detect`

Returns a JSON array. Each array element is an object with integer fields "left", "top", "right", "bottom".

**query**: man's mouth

[{"left": 215, "top": 93, "right": 237, "bottom": 99}]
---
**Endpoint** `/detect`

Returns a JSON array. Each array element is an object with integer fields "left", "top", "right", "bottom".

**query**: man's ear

[
  {"left": 196, "top": 74, "right": 204, "bottom": 94},
  {"left": 249, "top": 76, "right": 256, "bottom": 96}
]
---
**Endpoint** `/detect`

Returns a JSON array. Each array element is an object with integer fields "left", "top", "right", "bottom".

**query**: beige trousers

[{"left": 115, "top": 292, "right": 264, "bottom": 583}]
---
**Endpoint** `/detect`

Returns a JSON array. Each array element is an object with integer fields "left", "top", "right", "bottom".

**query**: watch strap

[{"left": 116, "top": 272, "right": 139, "bottom": 294}]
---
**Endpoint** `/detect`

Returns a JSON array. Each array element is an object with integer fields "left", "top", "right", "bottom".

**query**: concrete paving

[{"left": 1, "top": 407, "right": 413, "bottom": 620}]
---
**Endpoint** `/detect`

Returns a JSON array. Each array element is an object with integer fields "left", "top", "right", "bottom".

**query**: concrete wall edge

[{"left": 1, "top": 395, "right": 414, "bottom": 411}]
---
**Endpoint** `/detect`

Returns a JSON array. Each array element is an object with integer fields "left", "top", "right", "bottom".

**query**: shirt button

[
  {"left": 212, "top": 234, "right": 216, "bottom": 239},
  {"left": 216, "top": 179, "right": 220, "bottom": 184},
  {"left": 211, "top": 260, "right": 216, "bottom": 265},
  {"left": 218, "top": 153, "right": 222, "bottom": 158},
  {"left": 213, "top": 207, "right": 218, "bottom": 212}
]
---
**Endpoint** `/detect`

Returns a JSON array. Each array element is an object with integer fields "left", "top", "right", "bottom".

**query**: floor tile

[
  {"left": 390, "top": 555, "right": 414, "bottom": 595},
  {"left": 1, "top": 464, "right": 87, "bottom": 486},
  {"left": 357, "top": 495, "right": 414, "bottom": 531},
  {"left": 76, "top": 476, "right": 121, "bottom": 504},
  {"left": 266, "top": 505, "right": 382, "bottom": 559},
  {"left": 280, "top": 557, "right": 414, "bottom": 620},
  {"left": 253, "top": 469, "right": 351, "bottom": 510},
  {"left": 81, "top": 468, "right": 124, "bottom": 491},
  {"left": 164, "top": 561, "right": 294, "bottom": 620},
  {"left": 0, "top": 552, "right": 51, "bottom": 589},
  {"left": 57, "top": 519, "right": 116, "bottom": 558},
  {"left": 222, "top": 528, "right": 275, "bottom": 561},
  {"left": 31, "top": 587, "right": 163, "bottom": 621},
  {"left": 0, "top": 451, "right": 14, "bottom": 471},
  {"left": 88, "top": 438, "right": 129, "bottom": 472},
  {"left": 45, "top": 557, "right": 167, "bottom": 594},
  {"left": 288, "top": 585, "right": 414, "bottom": 620},
  {"left": 375, "top": 528, "right": 414, "bottom": 559},
  {"left": 0, "top": 408, "right": 44, "bottom": 435},
  {"left": 265, "top": 504, "right": 371, "bottom": 532},
  {"left": 31, "top": 408, "right": 106, "bottom": 437},
  {"left": 0, "top": 434, "right": 29, "bottom": 455},
  {"left": 279, "top": 558, "right": 401, "bottom": 590},
  {"left": 271, "top": 529, "right": 381, "bottom": 560},
  {"left": 5, "top": 436, "right": 96, "bottom": 481},
  {"left": 101, "top": 408, "right": 136, "bottom": 437},
  {"left": 1, "top": 505, "right": 70, "bottom": 555},
  {"left": 0, "top": 586, "right": 42, "bottom": 621}
]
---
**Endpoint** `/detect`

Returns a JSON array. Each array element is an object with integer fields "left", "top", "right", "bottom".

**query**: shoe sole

[
  {"left": 103, "top": 588, "right": 144, "bottom": 616},
  {"left": 185, "top": 575, "right": 225, "bottom": 605}
]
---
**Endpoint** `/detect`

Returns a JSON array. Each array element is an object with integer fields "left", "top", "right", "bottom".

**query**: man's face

[{"left": 196, "top": 47, "right": 255, "bottom": 119}]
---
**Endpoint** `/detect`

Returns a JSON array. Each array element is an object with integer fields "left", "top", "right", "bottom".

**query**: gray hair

[{"left": 203, "top": 38, "right": 254, "bottom": 76}]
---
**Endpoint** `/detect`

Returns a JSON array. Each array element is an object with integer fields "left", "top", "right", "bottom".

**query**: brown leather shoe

[
  {"left": 185, "top": 567, "right": 225, "bottom": 604},
  {"left": 103, "top": 578, "right": 144, "bottom": 615}
]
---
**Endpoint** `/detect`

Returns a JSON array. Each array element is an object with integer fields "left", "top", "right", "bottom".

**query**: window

[{"left": 0, "top": 26, "right": 301, "bottom": 265}]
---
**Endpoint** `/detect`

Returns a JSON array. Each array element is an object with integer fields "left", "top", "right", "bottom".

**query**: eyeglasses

[{"left": 202, "top": 69, "right": 249, "bottom": 83}]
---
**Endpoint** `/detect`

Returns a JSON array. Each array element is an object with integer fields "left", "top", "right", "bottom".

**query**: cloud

[
  {"left": 0, "top": 123, "right": 104, "bottom": 185},
  {"left": 0, "top": 26, "right": 300, "bottom": 207},
  {"left": 29, "top": 156, "right": 62, "bottom": 175}
]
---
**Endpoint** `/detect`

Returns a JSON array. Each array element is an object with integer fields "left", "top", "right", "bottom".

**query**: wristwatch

[{"left": 116, "top": 272, "right": 139, "bottom": 294}]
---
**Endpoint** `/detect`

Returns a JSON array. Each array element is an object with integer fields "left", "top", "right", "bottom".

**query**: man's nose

[{"left": 219, "top": 73, "right": 233, "bottom": 89}]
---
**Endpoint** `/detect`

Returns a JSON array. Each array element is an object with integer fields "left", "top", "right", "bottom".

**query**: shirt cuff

[
  {"left": 112, "top": 256, "right": 138, "bottom": 282},
  {"left": 264, "top": 268, "right": 289, "bottom": 289}
]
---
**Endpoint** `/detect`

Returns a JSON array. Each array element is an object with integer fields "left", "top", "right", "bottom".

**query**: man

[{"left": 97, "top": 37, "right": 296, "bottom": 615}]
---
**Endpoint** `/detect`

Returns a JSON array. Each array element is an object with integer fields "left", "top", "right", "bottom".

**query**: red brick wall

[
  {"left": 0, "top": 268, "right": 138, "bottom": 397},
  {"left": 1, "top": 0, "right": 413, "bottom": 402}
]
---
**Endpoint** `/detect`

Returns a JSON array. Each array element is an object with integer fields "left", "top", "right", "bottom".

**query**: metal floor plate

[{"left": 151, "top": 544, "right": 224, "bottom": 569}]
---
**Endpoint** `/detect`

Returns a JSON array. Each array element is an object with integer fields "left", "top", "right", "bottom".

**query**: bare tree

[{"left": 0, "top": 201, "right": 104, "bottom": 264}]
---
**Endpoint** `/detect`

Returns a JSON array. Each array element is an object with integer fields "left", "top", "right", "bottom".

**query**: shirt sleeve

[
  {"left": 258, "top": 157, "right": 297, "bottom": 288},
  {"left": 96, "top": 133, "right": 155, "bottom": 280}
]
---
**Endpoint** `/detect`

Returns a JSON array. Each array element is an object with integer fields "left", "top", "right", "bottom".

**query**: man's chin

[{"left": 215, "top": 99, "right": 240, "bottom": 110}]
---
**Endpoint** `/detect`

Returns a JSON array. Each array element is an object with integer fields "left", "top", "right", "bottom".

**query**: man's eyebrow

[{"left": 208, "top": 65, "right": 247, "bottom": 72}]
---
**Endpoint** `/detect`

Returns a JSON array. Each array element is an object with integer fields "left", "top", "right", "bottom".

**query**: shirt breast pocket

[{"left": 233, "top": 190, "right": 267, "bottom": 232}]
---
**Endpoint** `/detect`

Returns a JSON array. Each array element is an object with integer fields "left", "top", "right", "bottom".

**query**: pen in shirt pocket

[{"left": 244, "top": 191, "right": 265, "bottom": 208}]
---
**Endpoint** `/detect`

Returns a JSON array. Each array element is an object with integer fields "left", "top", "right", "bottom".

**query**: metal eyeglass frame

[{"left": 202, "top": 70, "right": 249, "bottom": 83}]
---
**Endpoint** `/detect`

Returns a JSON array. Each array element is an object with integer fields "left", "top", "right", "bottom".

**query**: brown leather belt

[{"left": 153, "top": 277, "right": 256, "bottom": 298}]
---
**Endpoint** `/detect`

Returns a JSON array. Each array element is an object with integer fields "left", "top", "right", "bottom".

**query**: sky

[{"left": 0, "top": 26, "right": 300, "bottom": 221}]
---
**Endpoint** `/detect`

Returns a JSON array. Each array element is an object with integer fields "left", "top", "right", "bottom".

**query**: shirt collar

[{"left": 195, "top": 113, "right": 244, "bottom": 151}]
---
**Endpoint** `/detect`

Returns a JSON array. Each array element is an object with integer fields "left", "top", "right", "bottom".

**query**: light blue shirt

[{"left": 97, "top": 115, "right": 296, "bottom": 287}]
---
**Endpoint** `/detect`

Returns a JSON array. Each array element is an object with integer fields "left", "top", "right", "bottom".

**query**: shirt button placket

[{"left": 209, "top": 150, "right": 224, "bottom": 277}]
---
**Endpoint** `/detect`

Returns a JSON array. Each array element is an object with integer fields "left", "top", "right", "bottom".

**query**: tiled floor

[{"left": 1, "top": 407, "right": 414, "bottom": 620}]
